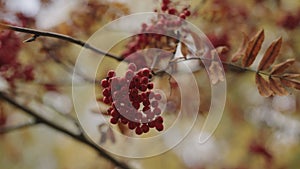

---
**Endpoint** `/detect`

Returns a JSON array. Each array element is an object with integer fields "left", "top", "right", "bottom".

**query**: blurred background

[{"left": 0, "top": 0, "right": 300, "bottom": 169}]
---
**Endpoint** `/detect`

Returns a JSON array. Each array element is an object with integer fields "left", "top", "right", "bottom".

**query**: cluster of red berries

[
  {"left": 277, "top": 11, "right": 300, "bottom": 30},
  {"left": 0, "top": 63, "right": 34, "bottom": 86},
  {"left": 121, "top": 38, "right": 175, "bottom": 70},
  {"left": 121, "top": 0, "right": 191, "bottom": 67},
  {"left": 121, "top": 19, "right": 179, "bottom": 69},
  {"left": 0, "top": 21, "right": 35, "bottom": 87},
  {"left": 0, "top": 27, "right": 21, "bottom": 66},
  {"left": 160, "top": 0, "right": 191, "bottom": 20},
  {"left": 100, "top": 63, "right": 164, "bottom": 135}
]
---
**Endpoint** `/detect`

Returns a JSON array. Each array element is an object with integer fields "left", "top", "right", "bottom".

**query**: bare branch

[
  {"left": 0, "top": 23, "right": 122, "bottom": 61},
  {"left": 0, "top": 92, "right": 131, "bottom": 169}
]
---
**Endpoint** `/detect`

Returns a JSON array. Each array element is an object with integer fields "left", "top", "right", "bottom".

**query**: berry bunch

[
  {"left": 121, "top": 36, "right": 176, "bottom": 70},
  {"left": 100, "top": 63, "right": 164, "bottom": 135},
  {"left": 277, "top": 11, "right": 300, "bottom": 30},
  {"left": 0, "top": 21, "right": 35, "bottom": 87},
  {"left": 160, "top": 0, "right": 191, "bottom": 20},
  {"left": 0, "top": 27, "right": 21, "bottom": 66},
  {"left": 121, "top": 0, "right": 191, "bottom": 68}
]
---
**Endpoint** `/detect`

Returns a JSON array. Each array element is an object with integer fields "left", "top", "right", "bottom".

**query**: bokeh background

[{"left": 0, "top": 0, "right": 300, "bottom": 169}]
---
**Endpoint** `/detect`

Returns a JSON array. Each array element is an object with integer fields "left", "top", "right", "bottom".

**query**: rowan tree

[{"left": 0, "top": 0, "right": 300, "bottom": 169}]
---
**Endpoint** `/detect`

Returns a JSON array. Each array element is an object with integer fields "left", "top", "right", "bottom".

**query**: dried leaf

[
  {"left": 209, "top": 50, "right": 225, "bottom": 85},
  {"left": 281, "top": 78, "right": 300, "bottom": 90},
  {"left": 231, "top": 32, "right": 249, "bottom": 62},
  {"left": 181, "top": 43, "right": 189, "bottom": 58},
  {"left": 270, "top": 59, "right": 295, "bottom": 75},
  {"left": 255, "top": 73, "right": 273, "bottom": 97},
  {"left": 269, "top": 77, "right": 288, "bottom": 96},
  {"left": 242, "top": 29, "right": 264, "bottom": 67},
  {"left": 258, "top": 37, "right": 282, "bottom": 71},
  {"left": 282, "top": 73, "right": 300, "bottom": 79},
  {"left": 216, "top": 46, "right": 229, "bottom": 55}
]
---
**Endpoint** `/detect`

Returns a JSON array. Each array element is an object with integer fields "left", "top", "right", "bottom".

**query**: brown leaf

[
  {"left": 281, "top": 78, "right": 300, "bottom": 90},
  {"left": 242, "top": 29, "right": 264, "bottom": 67},
  {"left": 255, "top": 73, "right": 273, "bottom": 97},
  {"left": 216, "top": 46, "right": 229, "bottom": 55},
  {"left": 270, "top": 59, "right": 295, "bottom": 75},
  {"left": 209, "top": 50, "right": 225, "bottom": 85},
  {"left": 181, "top": 43, "right": 189, "bottom": 58},
  {"left": 269, "top": 77, "right": 289, "bottom": 96},
  {"left": 258, "top": 37, "right": 282, "bottom": 71},
  {"left": 231, "top": 32, "right": 249, "bottom": 62},
  {"left": 282, "top": 73, "right": 300, "bottom": 79}
]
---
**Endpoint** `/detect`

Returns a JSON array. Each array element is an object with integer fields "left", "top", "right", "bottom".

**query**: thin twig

[
  {"left": 0, "top": 92, "right": 131, "bottom": 169},
  {"left": 156, "top": 56, "right": 290, "bottom": 80},
  {"left": 1, "top": 22, "right": 290, "bottom": 80},
  {"left": 0, "top": 23, "right": 115, "bottom": 84},
  {"left": 0, "top": 23, "right": 122, "bottom": 61},
  {"left": 11, "top": 89, "right": 84, "bottom": 136}
]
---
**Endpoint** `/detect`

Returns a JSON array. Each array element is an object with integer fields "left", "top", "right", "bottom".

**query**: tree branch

[
  {"left": 0, "top": 23, "right": 122, "bottom": 61},
  {"left": 0, "top": 92, "right": 132, "bottom": 169},
  {"left": 1, "top": 22, "right": 294, "bottom": 81}
]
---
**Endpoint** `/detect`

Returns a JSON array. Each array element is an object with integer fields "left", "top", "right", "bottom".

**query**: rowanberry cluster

[
  {"left": 0, "top": 27, "right": 21, "bottom": 66},
  {"left": 277, "top": 11, "right": 300, "bottom": 30},
  {"left": 100, "top": 63, "right": 164, "bottom": 135},
  {"left": 0, "top": 62, "right": 34, "bottom": 86},
  {"left": 0, "top": 21, "right": 35, "bottom": 87},
  {"left": 160, "top": 0, "right": 191, "bottom": 20},
  {"left": 121, "top": 0, "right": 191, "bottom": 68},
  {"left": 121, "top": 20, "right": 179, "bottom": 69}
]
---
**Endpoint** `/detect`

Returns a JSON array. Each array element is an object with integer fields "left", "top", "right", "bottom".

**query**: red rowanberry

[
  {"left": 101, "top": 79, "right": 109, "bottom": 88},
  {"left": 107, "top": 70, "right": 115, "bottom": 78},
  {"left": 141, "top": 124, "right": 150, "bottom": 133},
  {"left": 135, "top": 126, "right": 143, "bottom": 135},
  {"left": 155, "top": 123, "right": 164, "bottom": 131}
]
